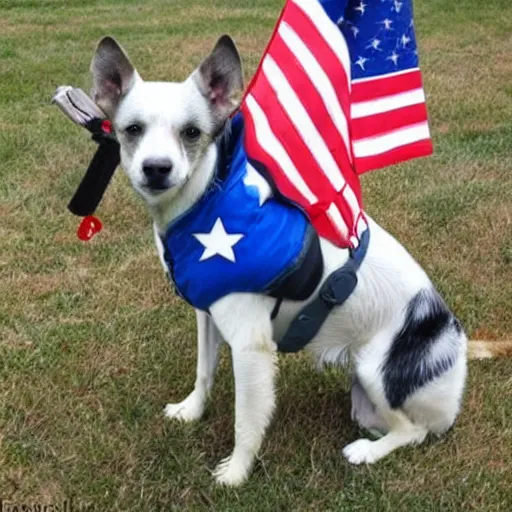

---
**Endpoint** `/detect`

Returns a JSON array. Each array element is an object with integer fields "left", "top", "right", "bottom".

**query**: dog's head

[{"left": 90, "top": 35, "right": 243, "bottom": 205}]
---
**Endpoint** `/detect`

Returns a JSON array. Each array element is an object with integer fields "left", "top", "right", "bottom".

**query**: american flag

[{"left": 240, "top": 0, "right": 433, "bottom": 248}]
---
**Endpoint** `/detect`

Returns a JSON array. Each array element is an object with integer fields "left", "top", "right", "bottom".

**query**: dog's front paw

[
  {"left": 164, "top": 391, "right": 205, "bottom": 422},
  {"left": 213, "top": 452, "right": 252, "bottom": 487},
  {"left": 342, "top": 438, "right": 379, "bottom": 465}
]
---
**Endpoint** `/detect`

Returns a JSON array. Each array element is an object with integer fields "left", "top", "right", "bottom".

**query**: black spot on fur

[{"left": 382, "top": 289, "right": 461, "bottom": 409}]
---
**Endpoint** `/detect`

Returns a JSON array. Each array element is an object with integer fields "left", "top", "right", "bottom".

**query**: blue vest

[{"left": 160, "top": 114, "right": 314, "bottom": 311}]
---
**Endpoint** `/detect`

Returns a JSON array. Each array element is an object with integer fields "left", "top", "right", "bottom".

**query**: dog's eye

[
  {"left": 183, "top": 126, "right": 201, "bottom": 140},
  {"left": 125, "top": 124, "right": 143, "bottom": 136}
]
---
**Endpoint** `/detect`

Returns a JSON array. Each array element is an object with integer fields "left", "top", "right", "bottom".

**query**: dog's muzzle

[{"left": 142, "top": 158, "right": 173, "bottom": 191}]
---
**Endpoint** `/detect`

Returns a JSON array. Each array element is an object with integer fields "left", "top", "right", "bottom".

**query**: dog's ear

[
  {"left": 194, "top": 35, "right": 244, "bottom": 123},
  {"left": 91, "top": 37, "right": 139, "bottom": 117}
]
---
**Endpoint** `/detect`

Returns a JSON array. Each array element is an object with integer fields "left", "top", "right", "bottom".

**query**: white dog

[{"left": 89, "top": 35, "right": 507, "bottom": 486}]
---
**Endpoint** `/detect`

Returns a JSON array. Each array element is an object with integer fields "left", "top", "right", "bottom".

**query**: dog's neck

[{"left": 148, "top": 143, "right": 218, "bottom": 235}]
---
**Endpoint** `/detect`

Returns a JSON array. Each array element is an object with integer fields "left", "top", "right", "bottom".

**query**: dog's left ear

[{"left": 193, "top": 35, "right": 244, "bottom": 123}]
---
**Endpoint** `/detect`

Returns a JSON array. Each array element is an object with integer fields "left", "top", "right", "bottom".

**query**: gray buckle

[{"left": 320, "top": 284, "right": 338, "bottom": 306}]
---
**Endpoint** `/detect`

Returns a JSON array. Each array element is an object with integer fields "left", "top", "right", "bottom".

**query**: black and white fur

[{"left": 91, "top": 35, "right": 467, "bottom": 486}]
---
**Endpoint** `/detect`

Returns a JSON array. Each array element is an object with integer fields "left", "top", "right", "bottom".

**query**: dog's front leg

[
  {"left": 213, "top": 345, "right": 277, "bottom": 486},
  {"left": 211, "top": 295, "right": 277, "bottom": 486},
  {"left": 164, "top": 309, "right": 220, "bottom": 422}
]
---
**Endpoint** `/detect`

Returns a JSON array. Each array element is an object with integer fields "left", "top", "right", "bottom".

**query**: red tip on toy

[
  {"left": 101, "top": 120, "right": 112, "bottom": 134},
  {"left": 77, "top": 215, "right": 103, "bottom": 241}
]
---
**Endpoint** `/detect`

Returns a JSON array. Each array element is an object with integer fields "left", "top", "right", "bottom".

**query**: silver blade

[{"left": 52, "top": 86, "right": 106, "bottom": 126}]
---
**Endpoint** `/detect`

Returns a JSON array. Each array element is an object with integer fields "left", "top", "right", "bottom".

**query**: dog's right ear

[{"left": 91, "top": 37, "right": 139, "bottom": 117}]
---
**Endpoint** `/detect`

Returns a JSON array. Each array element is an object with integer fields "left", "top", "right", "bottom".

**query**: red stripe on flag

[
  {"left": 351, "top": 103, "right": 430, "bottom": 140},
  {"left": 351, "top": 69, "right": 424, "bottom": 103},
  {"left": 355, "top": 139, "right": 433, "bottom": 174}
]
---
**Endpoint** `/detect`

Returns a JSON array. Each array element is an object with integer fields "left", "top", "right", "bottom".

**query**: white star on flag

[
  {"left": 354, "top": 1, "right": 367, "bottom": 15},
  {"left": 243, "top": 164, "right": 272, "bottom": 206},
  {"left": 367, "top": 38, "right": 382, "bottom": 51},
  {"left": 382, "top": 18, "right": 393, "bottom": 30},
  {"left": 387, "top": 51, "right": 399, "bottom": 65},
  {"left": 400, "top": 34, "right": 411, "bottom": 47},
  {"left": 355, "top": 55, "right": 368, "bottom": 70},
  {"left": 193, "top": 218, "right": 244, "bottom": 263}
]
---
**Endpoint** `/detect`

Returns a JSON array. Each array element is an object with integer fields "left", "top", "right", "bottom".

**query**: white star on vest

[{"left": 193, "top": 218, "right": 244, "bottom": 263}]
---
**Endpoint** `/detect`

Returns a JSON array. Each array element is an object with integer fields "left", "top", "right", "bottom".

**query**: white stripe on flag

[
  {"left": 341, "top": 185, "right": 361, "bottom": 222},
  {"left": 351, "top": 67, "right": 420, "bottom": 84},
  {"left": 292, "top": 0, "right": 352, "bottom": 88},
  {"left": 326, "top": 203, "right": 349, "bottom": 240},
  {"left": 278, "top": 21, "right": 352, "bottom": 162},
  {"left": 353, "top": 121, "right": 431, "bottom": 158},
  {"left": 244, "top": 94, "right": 318, "bottom": 204},
  {"left": 351, "top": 88, "right": 426, "bottom": 119},
  {"left": 263, "top": 55, "right": 346, "bottom": 191}
]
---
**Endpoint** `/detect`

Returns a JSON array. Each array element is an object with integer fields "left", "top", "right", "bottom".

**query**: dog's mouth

[
  {"left": 140, "top": 175, "right": 188, "bottom": 196},
  {"left": 143, "top": 183, "right": 170, "bottom": 193},
  {"left": 140, "top": 177, "right": 174, "bottom": 194}
]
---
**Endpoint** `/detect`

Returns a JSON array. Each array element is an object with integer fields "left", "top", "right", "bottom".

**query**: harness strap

[
  {"left": 270, "top": 297, "right": 283, "bottom": 320},
  {"left": 277, "top": 229, "right": 370, "bottom": 353}
]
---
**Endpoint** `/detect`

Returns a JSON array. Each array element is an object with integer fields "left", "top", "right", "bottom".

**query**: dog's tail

[{"left": 468, "top": 340, "right": 512, "bottom": 360}]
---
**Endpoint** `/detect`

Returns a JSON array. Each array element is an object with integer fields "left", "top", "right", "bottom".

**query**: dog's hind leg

[
  {"left": 164, "top": 310, "right": 220, "bottom": 422},
  {"left": 350, "top": 375, "right": 388, "bottom": 436},
  {"left": 343, "top": 407, "right": 427, "bottom": 464},
  {"left": 343, "top": 289, "right": 465, "bottom": 464},
  {"left": 344, "top": 357, "right": 428, "bottom": 464}
]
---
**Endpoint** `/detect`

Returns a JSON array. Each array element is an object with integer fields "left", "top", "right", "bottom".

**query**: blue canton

[
  {"left": 320, "top": 0, "right": 419, "bottom": 79},
  {"left": 161, "top": 114, "right": 310, "bottom": 311}
]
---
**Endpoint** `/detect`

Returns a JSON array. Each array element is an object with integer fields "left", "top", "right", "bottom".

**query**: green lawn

[{"left": 0, "top": 0, "right": 511, "bottom": 510}]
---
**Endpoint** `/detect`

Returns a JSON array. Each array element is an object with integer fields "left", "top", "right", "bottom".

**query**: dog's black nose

[{"left": 142, "top": 158, "right": 173, "bottom": 179}]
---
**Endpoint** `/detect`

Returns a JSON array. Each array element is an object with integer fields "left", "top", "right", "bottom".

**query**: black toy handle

[{"left": 67, "top": 139, "right": 120, "bottom": 216}]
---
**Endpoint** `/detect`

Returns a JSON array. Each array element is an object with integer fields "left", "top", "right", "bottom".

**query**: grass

[{"left": 0, "top": 0, "right": 511, "bottom": 509}]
